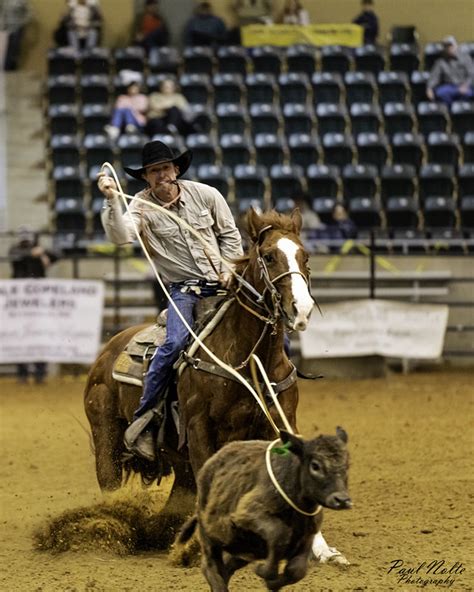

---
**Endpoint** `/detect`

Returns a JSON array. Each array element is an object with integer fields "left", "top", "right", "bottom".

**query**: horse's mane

[{"left": 233, "top": 210, "right": 299, "bottom": 274}]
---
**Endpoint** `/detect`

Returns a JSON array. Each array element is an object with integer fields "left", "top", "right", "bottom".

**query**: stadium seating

[
  {"left": 354, "top": 44, "right": 385, "bottom": 74},
  {"left": 321, "top": 45, "right": 353, "bottom": 74},
  {"left": 48, "top": 47, "right": 77, "bottom": 76},
  {"left": 342, "top": 164, "right": 379, "bottom": 201},
  {"left": 278, "top": 72, "right": 310, "bottom": 105},
  {"left": 356, "top": 132, "right": 390, "bottom": 170},
  {"left": 323, "top": 133, "right": 356, "bottom": 168},
  {"left": 42, "top": 41, "right": 473, "bottom": 246},
  {"left": 197, "top": 164, "right": 231, "bottom": 198},
  {"left": 81, "top": 47, "right": 111, "bottom": 75},
  {"left": 183, "top": 46, "right": 214, "bottom": 75},
  {"left": 148, "top": 46, "right": 181, "bottom": 74},
  {"left": 83, "top": 134, "right": 114, "bottom": 171},
  {"left": 286, "top": 45, "right": 317, "bottom": 76},
  {"left": 344, "top": 72, "right": 376, "bottom": 105},
  {"left": 417, "top": 101, "right": 449, "bottom": 137},
  {"left": 391, "top": 132, "right": 425, "bottom": 169},
  {"left": 254, "top": 133, "right": 286, "bottom": 167},
  {"left": 251, "top": 46, "right": 282, "bottom": 76},
  {"left": 283, "top": 103, "right": 314, "bottom": 135},
  {"left": 427, "top": 132, "right": 461, "bottom": 167},
  {"left": 216, "top": 46, "right": 249, "bottom": 75},
  {"left": 50, "top": 134, "right": 81, "bottom": 168},
  {"left": 234, "top": 164, "right": 268, "bottom": 201},
  {"left": 48, "top": 104, "right": 79, "bottom": 135},
  {"left": 213, "top": 73, "right": 245, "bottom": 105},
  {"left": 245, "top": 72, "right": 277, "bottom": 105},
  {"left": 350, "top": 102, "right": 382, "bottom": 135},
  {"left": 216, "top": 103, "right": 247, "bottom": 136},
  {"left": 381, "top": 164, "right": 417, "bottom": 202},
  {"left": 307, "top": 164, "right": 340, "bottom": 198},
  {"left": 311, "top": 72, "right": 343, "bottom": 106},
  {"left": 186, "top": 134, "right": 218, "bottom": 166},
  {"left": 288, "top": 133, "right": 321, "bottom": 168},
  {"left": 269, "top": 164, "right": 305, "bottom": 201},
  {"left": 250, "top": 103, "right": 281, "bottom": 136},
  {"left": 220, "top": 134, "right": 252, "bottom": 168},
  {"left": 385, "top": 196, "right": 419, "bottom": 229}
]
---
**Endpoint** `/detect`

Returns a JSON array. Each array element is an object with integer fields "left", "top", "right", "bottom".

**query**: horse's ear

[
  {"left": 246, "top": 207, "right": 263, "bottom": 242},
  {"left": 291, "top": 208, "right": 302, "bottom": 234}
]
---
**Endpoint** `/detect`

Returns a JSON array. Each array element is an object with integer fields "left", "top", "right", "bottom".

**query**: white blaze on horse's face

[{"left": 277, "top": 237, "right": 314, "bottom": 331}]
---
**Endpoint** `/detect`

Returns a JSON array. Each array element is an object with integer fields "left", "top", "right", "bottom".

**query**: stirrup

[{"left": 296, "top": 368, "right": 324, "bottom": 380}]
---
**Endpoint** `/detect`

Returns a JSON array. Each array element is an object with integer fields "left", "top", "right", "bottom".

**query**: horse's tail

[{"left": 177, "top": 515, "right": 198, "bottom": 544}]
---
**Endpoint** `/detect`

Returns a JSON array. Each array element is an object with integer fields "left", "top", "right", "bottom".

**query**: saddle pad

[{"left": 113, "top": 351, "right": 146, "bottom": 387}]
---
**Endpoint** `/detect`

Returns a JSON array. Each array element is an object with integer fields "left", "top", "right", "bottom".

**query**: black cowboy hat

[{"left": 123, "top": 141, "right": 193, "bottom": 180}]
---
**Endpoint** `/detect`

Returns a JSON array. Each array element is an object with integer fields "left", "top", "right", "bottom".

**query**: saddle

[{"left": 112, "top": 296, "right": 230, "bottom": 387}]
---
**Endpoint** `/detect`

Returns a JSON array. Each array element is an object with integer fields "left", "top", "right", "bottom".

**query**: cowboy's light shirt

[{"left": 101, "top": 180, "right": 243, "bottom": 284}]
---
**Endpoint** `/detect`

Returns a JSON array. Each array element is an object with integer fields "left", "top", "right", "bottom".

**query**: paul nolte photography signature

[{"left": 387, "top": 559, "right": 466, "bottom": 588}]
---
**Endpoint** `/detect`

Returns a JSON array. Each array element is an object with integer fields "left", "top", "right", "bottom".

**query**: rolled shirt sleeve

[{"left": 208, "top": 188, "right": 244, "bottom": 271}]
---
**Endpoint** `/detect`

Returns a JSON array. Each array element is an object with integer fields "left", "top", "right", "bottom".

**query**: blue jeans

[
  {"left": 134, "top": 283, "right": 218, "bottom": 419},
  {"left": 111, "top": 108, "right": 142, "bottom": 130},
  {"left": 435, "top": 84, "right": 474, "bottom": 106}
]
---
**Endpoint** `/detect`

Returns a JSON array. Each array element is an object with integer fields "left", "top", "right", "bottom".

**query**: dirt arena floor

[{"left": 1, "top": 367, "right": 473, "bottom": 592}]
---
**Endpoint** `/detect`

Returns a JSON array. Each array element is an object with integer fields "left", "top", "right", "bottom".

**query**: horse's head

[{"left": 241, "top": 208, "right": 314, "bottom": 331}]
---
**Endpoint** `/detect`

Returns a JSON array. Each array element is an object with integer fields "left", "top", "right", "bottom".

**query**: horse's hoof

[{"left": 313, "top": 546, "right": 350, "bottom": 566}]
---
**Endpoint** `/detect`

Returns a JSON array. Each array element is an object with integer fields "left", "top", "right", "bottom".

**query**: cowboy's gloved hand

[
  {"left": 97, "top": 171, "right": 117, "bottom": 200},
  {"left": 219, "top": 270, "right": 233, "bottom": 289}
]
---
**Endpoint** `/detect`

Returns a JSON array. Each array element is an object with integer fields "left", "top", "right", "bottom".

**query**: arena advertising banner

[
  {"left": 0, "top": 279, "right": 104, "bottom": 363},
  {"left": 300, "top": 299, "right": 449, "bottom": 359},
  {"left": 241, "top": 24, "right": 363, "bottom": 48}
]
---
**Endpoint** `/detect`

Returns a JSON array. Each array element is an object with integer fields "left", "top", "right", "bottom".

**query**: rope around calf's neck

[
  {"left": 100, "top": 162, "right": 294, "bottom": 437},
  {"left": 266, "top": 439, "right": 322, "bottom": 517}
]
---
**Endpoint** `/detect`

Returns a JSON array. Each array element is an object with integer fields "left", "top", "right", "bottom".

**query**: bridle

[{"left": 234, "top": 225, "right": 311, "bottom": 328}]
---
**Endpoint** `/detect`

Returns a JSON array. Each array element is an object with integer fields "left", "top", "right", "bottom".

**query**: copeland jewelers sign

[
  {"left": 300, "top": 299, "right": 449, "bottom": 359},
  {"left": 0, "top": 279, "right": 104, "bottom": 363}
]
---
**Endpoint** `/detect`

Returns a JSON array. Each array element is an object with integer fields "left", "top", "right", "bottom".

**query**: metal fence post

[{"left": 370, "top": 230, "right": 376, "bottom": 299}]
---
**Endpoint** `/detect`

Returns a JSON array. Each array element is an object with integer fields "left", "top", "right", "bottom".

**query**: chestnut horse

[{"left": 84, "top": 209, "right": 314, "bottom": 547}]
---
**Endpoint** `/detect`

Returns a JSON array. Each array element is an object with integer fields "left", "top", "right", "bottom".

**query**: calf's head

[{"left": 280, "top": 427, "right": 351, "bottom": 510}]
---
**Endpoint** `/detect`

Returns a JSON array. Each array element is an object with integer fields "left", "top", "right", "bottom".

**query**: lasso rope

[
  {"left": 100, "top": 162, "right": 293, "bottom": 437},
  {"left": 265, "top": 439, "right": 322, "bottom": 517}
]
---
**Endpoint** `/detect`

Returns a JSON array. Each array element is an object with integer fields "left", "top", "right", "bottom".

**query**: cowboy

[{"left": 97, "top": 141, "right": 243, "bottom": 460}]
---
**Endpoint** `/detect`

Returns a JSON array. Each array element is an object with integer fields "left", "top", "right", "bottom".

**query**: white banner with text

[
  {"left": 300, "top": 299, "right": 449, "bottom": 359},
  {"left": 0, "top": 279, "right": 104, "bottom": 363}
]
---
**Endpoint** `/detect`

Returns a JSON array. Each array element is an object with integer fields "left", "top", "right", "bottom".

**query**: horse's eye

[
  {"left": 263, "top": 253, "right": 274, "bottom": 264},
  {"left": 310, "top": 460, "right": 321, "bottom": 473}
]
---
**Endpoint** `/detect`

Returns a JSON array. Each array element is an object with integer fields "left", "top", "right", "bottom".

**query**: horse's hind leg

[{"left": 85, "top": 383, "right": 125, "bottom": 491}]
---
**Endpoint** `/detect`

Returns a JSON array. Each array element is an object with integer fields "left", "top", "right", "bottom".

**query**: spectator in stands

[
  {"left": 427, "top": 36, "right": 474, "bottom": 106},
  {"left": 183, "top": 1, "right": 228, "bottom": 46},
  {"left": 146, "top": 78, "right": 198, "bottom": 138},
  {"left": 62, "top": 0, "right": 102, "bottom": 51},
  {"left": 8, "top": 226, "right": 59, "bottom": 384},
  {"left": 277, "top": 0, "right": 310, "bottom": 25},
  {"left": 292, "top": 192, "right": 323, "bottom": 233},
  {"left": 1, "top": 0, "right": 32, "bottom": 71},
  {"left": 352, "top": 0, "right": 379, "bottom": 45},
  {"left": 133, "top": 0, "right": 169, "bottom": 53},
  {"left": 105, "top": 75, "right": 148, "bottom": 141},
  {"left": 327, "top": 203, "right": 357, "bottom": 239},
  {"left": 97, "top": 140, "right": 243, "bottom": 460}
]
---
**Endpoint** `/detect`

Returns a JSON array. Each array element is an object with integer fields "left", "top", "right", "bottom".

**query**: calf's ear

[
  {"left": 280, "top": 430, "right": 304, "bottom": 459},
  {"left": 336, "top": 426, "right": 348, "bottom": 444}
]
